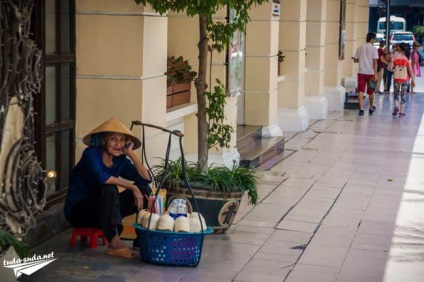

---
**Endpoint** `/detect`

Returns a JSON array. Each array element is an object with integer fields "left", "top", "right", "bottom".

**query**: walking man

[{"left": 352, "top": 32, "right": 379, "bottom": 116}]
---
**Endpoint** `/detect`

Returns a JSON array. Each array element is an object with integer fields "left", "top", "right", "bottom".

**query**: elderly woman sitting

[{"left": 64, "top": 118, "right": 151, "bottom": 259}]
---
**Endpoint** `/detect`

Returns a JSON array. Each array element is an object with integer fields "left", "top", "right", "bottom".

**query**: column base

[
  {"left": 304, "top": 95, "right": 328, "bottom": 120},
  {"left": 324, "top": 85, "right": 346, "bottom": 111},
  {"left": 342, "top": 76, "right": 357, "bottom": 92},
  {"left": 277, "top": 106, "right": 309, "bottom": 132},
  {"left": 261, "top": 123, "right": 283, "bottom": 137}
]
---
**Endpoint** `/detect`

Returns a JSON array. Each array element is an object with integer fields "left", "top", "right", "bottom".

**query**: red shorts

[{"left": 357, "top": 73, "right": 375, "bottom": 95}]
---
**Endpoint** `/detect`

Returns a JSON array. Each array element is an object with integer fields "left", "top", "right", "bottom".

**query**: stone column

[
  {"left": 324, "top": 0, "right": 345, "bottom": 111},
  {"left": 75, "top": 0, "right": 168, "bottom": 161},
  {"left": 244, "top": 3, "right": 283, "bottom": 137},
  {"left": 341, "top": 0, "right": 359, "bottom": 91},
  {"left": 353, "top": 0, "right": 371, "bottom": 74},
  {"left": 305, "top": 0, "right": 328, "bottom": 120},
  {"left": 278, "top": 0, "right": 309, "bottom": 131}
]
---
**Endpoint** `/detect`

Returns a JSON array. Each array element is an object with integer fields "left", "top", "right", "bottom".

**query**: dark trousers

[
  {"left": 384, "top": 68, "right": 393, "bottom": 91},
  {"left": 67, "top": 183, "right": 151, "bottom": 242}
]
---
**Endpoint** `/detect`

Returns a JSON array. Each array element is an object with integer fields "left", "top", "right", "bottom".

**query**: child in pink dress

[{"left": 389, "top": 42, "right": 416, "bottom": 117}]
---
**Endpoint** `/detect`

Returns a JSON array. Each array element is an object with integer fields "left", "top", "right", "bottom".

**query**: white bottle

[
  {"left": 168, "top": 199, "right": 179, "bottom": 220},
  {"left": 178, "top": 199, "right": 188, "bottom": 218}
]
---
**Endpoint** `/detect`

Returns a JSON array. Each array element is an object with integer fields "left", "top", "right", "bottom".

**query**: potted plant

[
  {"left": 166, "top": 56, "right": 197, "bottom": 108},
  {"left": 135, "top": 0, "right": 267, "bottom": 232},
  {"left": 151, "top": 80, "right": 255, "bottom": 233},
  {"left": 152, "top": 158, "right": 258, "bottom": 233}
]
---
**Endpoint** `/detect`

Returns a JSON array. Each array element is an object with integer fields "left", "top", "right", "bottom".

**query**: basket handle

[{"left": 130, "top": 122, "right": 205, "bottom": 239}]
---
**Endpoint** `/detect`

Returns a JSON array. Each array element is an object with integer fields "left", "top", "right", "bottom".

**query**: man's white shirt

[{"left": 354, "top": 42, "right": 379, "bottom": 75}]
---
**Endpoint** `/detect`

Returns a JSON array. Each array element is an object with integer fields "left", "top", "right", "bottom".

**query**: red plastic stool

[{"left": 69, "top": 228, "right": 108, "bottom": 249}]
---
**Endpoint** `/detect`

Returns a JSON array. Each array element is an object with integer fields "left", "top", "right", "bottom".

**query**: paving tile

[
  {"left": 253, "top": 251, "right": 301, "bottom": 263},
  {"left": 243, "top": 202, "right": 292, "bottom": 223},
  {"left": 339, "top": 248, "right": 389, "bottom": 277},
  {"left": 357, "top": 219, "right": 397, "bottom": 236},
  {"left": 316, "top": 174, "right": 349, "bottom": 187},
  {"left": 236, "top": 219, "right": 277, "bottom": 228},
  {"left": 268, "top": 230, "right": 313, "bottom": 244},
  {"left": 259, "top": 240, "right": 305, "bottom": 257},
  {"left": 255, "top": 171, "right": 287, "bottom": 186},
  {"left": 309, "top": 225, "right": 356, "bottom": 248},
  {"left": 321, "top": 208, "right": 364, "bottom": 229},
  {"left": 285, "top": 264, "right": 339, "bottom": 282},
  {"left": 234, "top": 258, "right": 293, "bottom": 282},
  {"left": 285, "top": 214, "right": 323, "bottom": 224},
  {"left": 220, "top": 230, "right": 272, "bottom": 245},
  {"left": 285, "top": 206, "right": 328, "bottom": 223},
  {"left": 298, "top": 245, "right": 350, "bottom": 268},
  {"left": 294, "top": 163, "right": 330, "bottom": 177},
  {"left": 307, "top": 185, "right": 342, "bottom": 199},
  {"left": 276, "top": 219, "right": 318, "bottom": 233},
  {"left": 350, "top": 232, "right": 393, "bottom": 252},
  {"left": 342, "top": 183, "right": 375, "bottom": 195},
  {"left": 333, "top": 192, "right": 372, "bottom": 211},
  {"left": 294, "top": 199, "right": 334, "bottom": 211},
  {"left": 280, "top": 177, "right": 316, "bottom": 188},
  {"left": 262, "top": 186, "right": 308, "bottom": 205},
  {"left": 232, "top": 224, "right": 275, "bottom": 234}
]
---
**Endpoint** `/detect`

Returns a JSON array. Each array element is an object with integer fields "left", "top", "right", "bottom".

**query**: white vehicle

[
  {"left": 377, "top": 16, "right": 406, "bottom": 35},
  {"left": 374, "top": 33, "right": 385, "bottom": 48}
]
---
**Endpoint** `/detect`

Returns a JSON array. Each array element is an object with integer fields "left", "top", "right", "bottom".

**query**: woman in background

[
  {"left": 410, "top": 41, "right": 422, "bottom": 94},
  {"left": 383, "top": 46, "right": 392, "bottom": 94}
]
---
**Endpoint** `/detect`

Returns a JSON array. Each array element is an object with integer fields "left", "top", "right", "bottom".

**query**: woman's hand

[{"left": 132, "top": 188, "right": 143, "bottom": 211}]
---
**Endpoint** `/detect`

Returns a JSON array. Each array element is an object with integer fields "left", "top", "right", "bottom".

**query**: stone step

[
  {"left": 344, "top": 88, "right": 361, "bottom": 110},
  {"left": 236, "top": 125, "right": 262, "bottom": 151},
  {"left": 237, "top": 125, "right": 285, "bottom": 169}
]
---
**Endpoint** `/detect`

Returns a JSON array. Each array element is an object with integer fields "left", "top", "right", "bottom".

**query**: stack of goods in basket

[{"left": 137, "top": 198, "right": 207, "bottom": 233}]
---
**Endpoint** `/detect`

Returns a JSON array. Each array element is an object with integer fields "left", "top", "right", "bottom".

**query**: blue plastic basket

[{"left": 134, "top": 224, "right": 213, "bottom": 266}]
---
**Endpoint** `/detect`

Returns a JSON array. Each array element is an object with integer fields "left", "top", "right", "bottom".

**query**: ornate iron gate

[{"left": 0, "top": 0, "right": 46, "bottom": 240}]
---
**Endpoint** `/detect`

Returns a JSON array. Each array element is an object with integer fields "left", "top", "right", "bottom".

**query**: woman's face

[{"left": 103, "top": 133, "right": 127, "bottom": 157}]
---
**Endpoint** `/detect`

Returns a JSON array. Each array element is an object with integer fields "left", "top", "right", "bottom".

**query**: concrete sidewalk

[{"left": 8, "top": 73, "right": 424, "bottom": 282}]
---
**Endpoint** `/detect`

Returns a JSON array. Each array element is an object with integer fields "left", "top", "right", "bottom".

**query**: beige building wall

[
  {"left": 323, "top": 0, "right": 346, "bottom": 111},
  {"left": 352, "top": 1, "right": 371, "bottom": 76},
  {"left": 75, "top": 0, "right": 168, "bottom": 164},
  {"left": 244, "top": 3, "right": 282, "bottom": 138},
  {"left": 277, "top": 0, "right": 309, "bottom": 131},
  {"left": 342, "top": 0, "right": 360, "bottom": 92}
]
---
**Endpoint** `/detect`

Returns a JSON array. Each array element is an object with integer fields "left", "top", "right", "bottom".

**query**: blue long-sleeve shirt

[{"left": 64, "top": 147, "right": 151, "bottom": 218}]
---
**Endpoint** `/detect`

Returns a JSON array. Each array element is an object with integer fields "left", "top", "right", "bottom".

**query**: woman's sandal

[{"left": 105, "top": 247, "right": 139, "bottom": 259}]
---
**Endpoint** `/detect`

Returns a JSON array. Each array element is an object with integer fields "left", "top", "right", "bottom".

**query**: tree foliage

[
  {"left": 412, "top": 25, "right": 424, "bottom": 40},
  {"left": 135, "top": 0, "right": 267, "bottom": 51}
]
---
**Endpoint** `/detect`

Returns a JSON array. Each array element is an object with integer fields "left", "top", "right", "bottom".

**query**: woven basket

[{"left": 134, "top": 224, "right": 213, "bottom": 266}]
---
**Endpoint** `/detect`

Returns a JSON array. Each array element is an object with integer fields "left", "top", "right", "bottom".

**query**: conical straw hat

[{"left": 82, "top": 118, "right": 141, "bottom": 150}]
